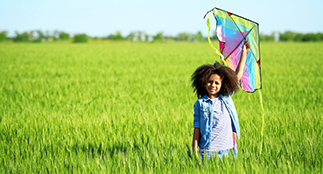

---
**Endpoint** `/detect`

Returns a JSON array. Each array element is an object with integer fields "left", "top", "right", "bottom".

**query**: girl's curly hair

[{"left": 191, "top": 61, "right": 239, "bottom": 98}]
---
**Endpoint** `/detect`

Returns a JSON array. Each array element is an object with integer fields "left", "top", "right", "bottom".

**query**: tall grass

[{"left": 0, "top": 42, "right": 322, "bottom": 173}]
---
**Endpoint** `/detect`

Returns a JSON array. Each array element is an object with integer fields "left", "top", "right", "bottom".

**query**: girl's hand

[
  {"left": 192, "top": 128, "right": 200, "bottom": 158},
  {"left": 242, "top": 39, "right": 250, "bottom": 53},
  {"left": 195, "top": 150, "right": 199, "bottom": 158}
]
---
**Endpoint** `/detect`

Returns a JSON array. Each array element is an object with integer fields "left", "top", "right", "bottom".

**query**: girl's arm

[
  {"left": 192, "top": 128, "right": 200, "bottom": 157},
  {"left": 226, "top": 56, "right": 235, "bottom": 72},
  {"left": 236, "top": 40, "right": 250, "bottom": 81}
]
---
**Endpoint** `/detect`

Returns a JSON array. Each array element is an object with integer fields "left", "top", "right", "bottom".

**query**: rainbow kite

[{"left": 204, "top": 7, "right": 262, "bottom": 93}]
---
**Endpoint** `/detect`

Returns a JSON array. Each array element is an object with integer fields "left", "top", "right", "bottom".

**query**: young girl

[{"left": 191, "top": 40, "right": 250, "bottom": 160}]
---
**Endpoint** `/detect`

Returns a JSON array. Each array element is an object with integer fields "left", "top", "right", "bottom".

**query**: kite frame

[{"left": 204, "top": 6, "right": 262, "bottom": 93}]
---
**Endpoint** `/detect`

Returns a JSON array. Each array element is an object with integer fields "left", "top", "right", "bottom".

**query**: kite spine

[{"left": 206, "top": 9, "right": 227, "bottom": 66}]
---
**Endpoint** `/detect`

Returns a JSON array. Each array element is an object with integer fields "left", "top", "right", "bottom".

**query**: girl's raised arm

[
  {"left": 235, "top": 40, "right": 250, "bottom": 81},
  {"left": 225, "top": 57, "right": 235, "bottom": 72}
]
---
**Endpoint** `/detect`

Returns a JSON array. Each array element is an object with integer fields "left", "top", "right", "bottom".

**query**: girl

[{"left": 191, "top": 40, "right": 250, "bottom": 160}]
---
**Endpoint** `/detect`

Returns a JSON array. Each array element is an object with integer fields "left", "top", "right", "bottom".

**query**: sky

[{"left": 1, "top": 0, "right": 323, "bottom": 37}]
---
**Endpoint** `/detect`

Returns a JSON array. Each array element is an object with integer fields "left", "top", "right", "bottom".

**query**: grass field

[{"left": 0, "top": 42, "right": 322, "bottom": 173}]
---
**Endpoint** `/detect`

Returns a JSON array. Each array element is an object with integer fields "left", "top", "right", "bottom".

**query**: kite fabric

[{"left": 204, "top": 7, "right": 262, "bottom": 93}]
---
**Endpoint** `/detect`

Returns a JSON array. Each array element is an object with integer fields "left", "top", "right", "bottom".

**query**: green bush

[
  {"left": 302, "top": 33, "right": 320, "bottom": 42},
  {"left": 153, "top": 32, "right": 164, "bottom": 41},
  {"left": 73, "top": 34, "right": 88, "bottom": 43},
  {"left": 280, "top": 31, "right": 323, "bottom": 42},
  {"left": 0, "top": 31, "right": 8, "bottom": 42},
  {"left": 59, "top": 32, "right": 70, "bottom": 40},
  {"left": 293, "top": 33, "right": 304, "bottom": 42},
  {"left": 260, "top": 34, "right": 275, "bottom": 41},
  {"left": 279, "top": 31, "right": 295, "bottom": 41}
]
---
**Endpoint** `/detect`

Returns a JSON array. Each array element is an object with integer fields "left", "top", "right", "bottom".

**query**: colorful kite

[{"left": 204, "top": 7, "right": 262, "bottom": 93}]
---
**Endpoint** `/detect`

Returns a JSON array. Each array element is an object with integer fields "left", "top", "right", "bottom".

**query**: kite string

[
  {"left": 206, "top": 9, "right": 227, "bottom": 66},
  {"left": 259, "top": 90, "right": 265, "bottom": 155}
]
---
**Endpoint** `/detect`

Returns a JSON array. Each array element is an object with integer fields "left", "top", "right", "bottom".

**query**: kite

[
  {"left": 204, "top": 7, "right": 265, "bottom": 154},
  {"left": 204, "top": 7, "right": 262, "bottom": 93}
]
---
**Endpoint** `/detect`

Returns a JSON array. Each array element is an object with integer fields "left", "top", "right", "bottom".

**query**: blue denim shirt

[{"left": 193, "top": 94, "right": 240, "bottom": 149}]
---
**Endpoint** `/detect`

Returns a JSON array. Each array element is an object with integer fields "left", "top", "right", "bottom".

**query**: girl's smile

[{"left": 204, "top": 74, "right": 223, "bottom": 98}]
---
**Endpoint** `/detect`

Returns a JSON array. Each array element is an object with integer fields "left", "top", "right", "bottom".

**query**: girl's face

[{"left": 204, "top": 74, "right": 222, "bottom": 98}]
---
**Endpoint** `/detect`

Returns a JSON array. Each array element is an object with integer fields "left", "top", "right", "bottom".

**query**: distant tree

[
  {"left": 194, "top": 31, "right": 204, "bottom": 41},
  {"left": 0, "top": 31, "right": 8, "bottom": 42},
  {"left": 35, "top": 30, "right": 45, "bottom": 40},
  {"left": 73, "top": 34, "right": 88, "bottom": 43},
  {"left": 59, "top": 31, "right": 70, "bottom": 40},
  {"left": 127, "top": 32, "right": 136, "bottom": 41},
  {"left": 14, "top": 31, "right": 32, "bottom": 42},
  {"left": 30, "top": 30, "right": 44, "bottom": 42},
  {"left": 265, "top": 35, "right": 275, "bottom": 41},
  {"left": 99, "top": 36, "right": 107, "bottom": 40},
  {"left": 53, "top": 30, "right": 60, "bottom": 40},
  {"left": 45, "top": 30, "right": 53, "bottom": 41},
  {"left": 164, "top": 35, "right": 174, "bottom": 41},
  {"left": 302, "top": 33, "right": 320, "bottom": 42},
  {"left": 152, "top": 32, "right": 164, "bottom": 42},
  {"left": 92, "top": 36, "right": 100, "bottom": 40},
  {"left": 138, "top": 31, "right": 148, "bottom": 42},
  {"left": 318, "top": 33, "right": 323, "bottom": 41},
  {"left": 260, "top": 33, "right": 275, "bottom": 41},
  {"left": 136, "top": 31, "right": 142, "bottom": 42},
  {"left": 107, "top": 31, "right": 124, "bottom": 41},
  {"left": 144, "top": 33, "right": 149, "bottom": 42},
  {"left": 293, "top": 33, "right": 303, "bottom": 42},
  {"left": 115, "top": 31, "right": 124, "bottom": 41},
  {"left": 279, "top": 31, "right": 296, "bottom": 41},
  {"left": 107, "top": 34, "right": 116, "bottom": 40},
  {"left": 176, "top": 32, "right": 191, "bottom": 41}
]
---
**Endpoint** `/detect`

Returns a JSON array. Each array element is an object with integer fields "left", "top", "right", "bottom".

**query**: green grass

[{"left": 0, "top": 42, "right": 322, "bottom": 173}]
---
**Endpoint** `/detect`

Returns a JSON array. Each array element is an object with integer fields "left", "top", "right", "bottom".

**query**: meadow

[{"left": 0, "top": 42, "right": 322, "bottom": 173}]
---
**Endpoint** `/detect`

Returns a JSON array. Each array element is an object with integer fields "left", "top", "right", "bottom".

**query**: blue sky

[{"left": 1, "top": 0, "right": 322, "bottom": 37}]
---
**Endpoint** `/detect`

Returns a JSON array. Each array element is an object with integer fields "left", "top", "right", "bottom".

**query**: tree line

[
  {"left": 0, "top": 30, "right": 205, "bottom": 43},
  {"left": 0, "top": 30, "right": 322, "bottom": 43},
  {"left": 260, "top": 31, "right": 323, "bottom": 42}
]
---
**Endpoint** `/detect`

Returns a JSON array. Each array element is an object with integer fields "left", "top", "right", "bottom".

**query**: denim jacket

[{"left": 193, "top": 94, "right": 240, "bottom": 149}]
